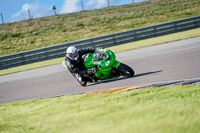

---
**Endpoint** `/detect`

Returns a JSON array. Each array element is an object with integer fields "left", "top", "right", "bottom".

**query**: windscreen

[{"left": 93, "top": 50, "right": 108, "bottom": 61}]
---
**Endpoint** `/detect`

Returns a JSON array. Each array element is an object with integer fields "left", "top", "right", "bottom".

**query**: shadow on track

[
  {"left": 134, "top": 70, "right": 163, "bottom": 78},
  {"left": 87, "top": 70, "right": 163, "bottom": 87}
]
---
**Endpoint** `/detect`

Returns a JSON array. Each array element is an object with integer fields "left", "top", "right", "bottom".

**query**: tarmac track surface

[{"left": 0, "top": 37, "right": 200, "bottom": 104}]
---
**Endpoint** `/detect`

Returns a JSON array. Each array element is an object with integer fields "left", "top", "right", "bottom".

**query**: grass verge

[
  {"left": 0, "top": 28, "right": 200, "bottom": 76},
  {"left": 108, "top": 28, "right": 200, "bottom": 52},
  {"left": 0, "top": 84, "right": 200, "bottom": 133},
  {"left": 1, "top": 0, "right": 200, "bottom": 56}
]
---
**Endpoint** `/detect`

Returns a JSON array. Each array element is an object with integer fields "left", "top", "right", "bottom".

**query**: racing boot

[
  {"left": 75, "top": 73, "right": 87, "bottom": 87},
  {"left": 78, "top": 77, "right": 87, "bottom": 87}
]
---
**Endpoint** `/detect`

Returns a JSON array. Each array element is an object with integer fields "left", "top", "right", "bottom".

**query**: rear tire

[{"left": 118, "top": 63, "right": 134, "bottom": 78}]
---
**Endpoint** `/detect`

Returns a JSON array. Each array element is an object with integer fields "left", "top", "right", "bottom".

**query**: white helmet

[{"left": 66, "top": 46, "right": 79, "bottom": 61}]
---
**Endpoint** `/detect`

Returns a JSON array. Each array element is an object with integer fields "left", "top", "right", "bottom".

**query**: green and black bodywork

[{"left": 62, "top": 48, "right": 134, "bottom": 83}]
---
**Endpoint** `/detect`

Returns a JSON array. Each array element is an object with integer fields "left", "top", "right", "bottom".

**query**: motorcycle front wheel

[{"left": 118, "top": 63, "right": 135, "bottom": 78}]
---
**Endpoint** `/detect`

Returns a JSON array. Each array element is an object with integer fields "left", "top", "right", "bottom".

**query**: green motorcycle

[{"left": 62, "top": 48, "right": 134, "bottom": 85}]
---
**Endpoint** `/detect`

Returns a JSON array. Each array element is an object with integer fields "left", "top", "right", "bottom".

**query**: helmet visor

[{"left": 69, "top": 52, "right": 78, "bottom": 59}]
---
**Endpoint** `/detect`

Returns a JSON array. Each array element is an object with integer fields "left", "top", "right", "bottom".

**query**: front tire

[{"left": 118, "top": 63, "right": 134, "bottom": 78}]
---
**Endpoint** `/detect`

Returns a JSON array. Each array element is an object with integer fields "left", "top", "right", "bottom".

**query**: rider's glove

[{"left": 88, "top": 67, "right": 96, "bottom": 74}]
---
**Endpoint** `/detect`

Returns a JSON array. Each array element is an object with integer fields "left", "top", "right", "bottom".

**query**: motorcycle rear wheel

[{"left": 118, "top": 63, "right": 134, "bottom": 78}]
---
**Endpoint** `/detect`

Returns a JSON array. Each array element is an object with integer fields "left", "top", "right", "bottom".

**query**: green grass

[
  {"left": 0, "top": 28, "right": 199, "bottom": 76},
  {"left": 109, "top": 28, "right": 200, "bottom": 52},
  {"left": 0, "top": 84, "right": 200, "bottom": 133},
  {"left": 0, "top": 0, "right": 200, "bottom": 56}
]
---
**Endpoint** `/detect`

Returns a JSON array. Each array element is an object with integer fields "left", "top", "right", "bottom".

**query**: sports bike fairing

[{"left": 84, "top": 49, "right": 121, "bottom": 80}]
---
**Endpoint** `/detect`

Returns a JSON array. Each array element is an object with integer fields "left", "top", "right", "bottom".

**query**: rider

[{"left": 65, "top": 46, "right": 97, "bottom": 86}]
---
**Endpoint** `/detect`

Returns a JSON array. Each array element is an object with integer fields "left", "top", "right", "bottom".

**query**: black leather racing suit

[{"left": 65, "top": 48, "right": 95, "bottom": 86}]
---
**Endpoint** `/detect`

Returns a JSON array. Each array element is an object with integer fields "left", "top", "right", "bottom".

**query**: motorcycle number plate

[{"left": 106, "top": 61, "right": 110, "bottom": 66}]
